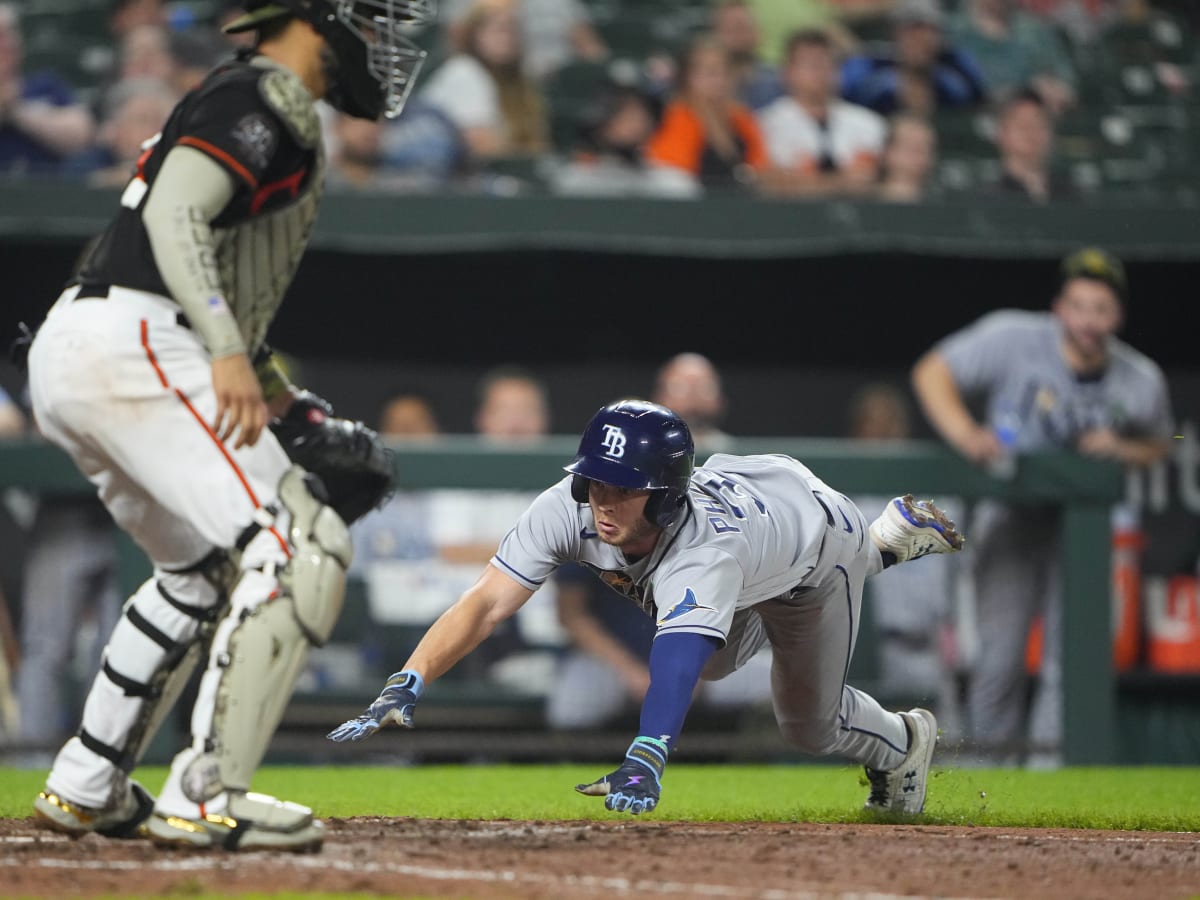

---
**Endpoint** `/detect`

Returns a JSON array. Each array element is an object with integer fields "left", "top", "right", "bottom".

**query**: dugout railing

[{"left": 0, "top": 437, "right": 1125, "bottom": 765}]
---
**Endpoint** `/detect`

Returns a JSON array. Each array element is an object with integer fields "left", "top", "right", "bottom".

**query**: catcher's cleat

[
  {"left": 33, "top": 780, "right": 155, "bottom": 838},
  {"left": 869, "top": 494, "right": 964, "bottom": 563},
  {"left": 142, "top": 790, "right": 324, "bottom": 852},
  {"left": 864, "top": 708, "right": 938, "bottom": 815}
]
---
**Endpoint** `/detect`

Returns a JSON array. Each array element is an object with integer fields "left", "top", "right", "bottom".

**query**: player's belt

[
  {"left": 74, "top": 283, "right": 111, "bottom": 299},
  {"left": 73, "top": 283, "right": 192, "bottom": 330}
]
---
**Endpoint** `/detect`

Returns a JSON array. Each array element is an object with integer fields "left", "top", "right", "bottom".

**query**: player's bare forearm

[
  {"left": 403, "top": 596, "right": 498, "bottom": 683},
  {"left": 911, "top": 352, "right": 998, "bottom": 461},
  {"left": 404, "top": 565, "right": 534, "bottom": 684},
  {"left": 1118, "top": 437, "right": 1172, "bottom": 466},
  {"left": 1078, "top": 429, "right": 1171, "bottom": 467}
]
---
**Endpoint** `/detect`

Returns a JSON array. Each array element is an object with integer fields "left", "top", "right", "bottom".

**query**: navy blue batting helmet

[{"left": 564, "top": 399, "right": 694, "bottom": 528}]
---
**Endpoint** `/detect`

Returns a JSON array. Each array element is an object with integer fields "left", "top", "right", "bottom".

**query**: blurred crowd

[{"left": 1, "top": 0, "right": 1198, "bottom": 201}]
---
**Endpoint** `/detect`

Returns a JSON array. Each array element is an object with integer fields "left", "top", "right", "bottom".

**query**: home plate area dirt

[{"left": 1, "top": 817, "right": 1198, "bottom": 899}]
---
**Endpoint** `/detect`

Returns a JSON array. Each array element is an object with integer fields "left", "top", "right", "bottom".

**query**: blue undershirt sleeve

[{"left": 638, "top": 631, "right": 721, "bottom": 748}]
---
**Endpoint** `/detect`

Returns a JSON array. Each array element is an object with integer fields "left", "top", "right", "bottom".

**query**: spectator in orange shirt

[{"left": 646, "top": 34, "right": 769, "bottom": 192}]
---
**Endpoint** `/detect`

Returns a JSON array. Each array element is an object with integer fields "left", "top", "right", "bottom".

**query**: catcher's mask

[
  {"left": 564, "top": 400, "right": 694, "bottom": 529},
  {"left": 224, "top": 0, "right": 436, "bottom": 120}
]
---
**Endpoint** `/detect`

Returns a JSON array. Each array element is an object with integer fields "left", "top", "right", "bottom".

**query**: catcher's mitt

[{"left": 270, "top": 390, "right": 394, "bottom": 525}]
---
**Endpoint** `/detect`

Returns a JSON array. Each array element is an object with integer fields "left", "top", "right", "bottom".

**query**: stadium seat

[
  {"left": 594, "top": 5, "right": 695, "bottom": 62},
  {"left": 933, "top": 110, "right": 995, "bottom": 159},
  {"left": 21, "top": 35, "right": 112, "bottom": 94},
  {"left": 1099, "top": 11, "right": 1197, "bottom": 106}
]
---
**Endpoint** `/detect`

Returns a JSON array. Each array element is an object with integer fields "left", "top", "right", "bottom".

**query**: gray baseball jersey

[
  {"left": 492, "top": 453, "right": 849, "bottom": 643},
  {"left": 939, "top": 311, "right": 1172, "bottom": 762},
  {"left": 936, "top": 310, "right": 1173, "bottom": 450}
]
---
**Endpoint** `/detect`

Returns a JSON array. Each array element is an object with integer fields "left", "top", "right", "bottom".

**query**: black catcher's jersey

[{"left": 75, "top": 53, "right": 325, "bottom": 354}]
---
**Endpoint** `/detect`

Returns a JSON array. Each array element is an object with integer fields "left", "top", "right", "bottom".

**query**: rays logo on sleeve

[{"left": 658, "top": 587, "right": 714, "bottom": 624}]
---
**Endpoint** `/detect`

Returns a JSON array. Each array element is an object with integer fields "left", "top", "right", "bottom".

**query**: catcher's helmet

[
  {"left": 564, "top": 400, "right": 694, "bottom": 528},
  {"left": 224, "top": 0, "right": 436, "bottom": 120}
]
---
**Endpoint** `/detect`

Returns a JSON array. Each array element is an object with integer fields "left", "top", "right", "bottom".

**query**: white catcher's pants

[
  {"left": 28, "top": 285, "right": 293, "bottom": 807},
  {"left": 29, "top": 286, "right": 292, "bottom": 563}
]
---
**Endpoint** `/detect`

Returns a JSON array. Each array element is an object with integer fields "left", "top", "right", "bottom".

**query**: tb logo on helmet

[{"left": 601, "top": 425, "right": 627, "bottom": 458}]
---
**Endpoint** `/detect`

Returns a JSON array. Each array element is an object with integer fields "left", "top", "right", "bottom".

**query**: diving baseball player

[
  {"left": 329, "top": 400, "right": 964, "bottom": 816},
  {"left": 26, "top": 0, "right": 433, "bottom": 851}
]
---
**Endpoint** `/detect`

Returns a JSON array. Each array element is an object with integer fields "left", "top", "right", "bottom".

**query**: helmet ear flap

[
  {"left": 643, "top": 489, "right": 685, "bottom": 529},
  {"left": 570, "top": 475, "right": 590, "bottom": 504}
]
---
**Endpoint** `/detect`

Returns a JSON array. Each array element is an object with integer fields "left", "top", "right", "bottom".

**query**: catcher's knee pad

[
  {"left": 277, "top": 464, "right": 352, "bottom": 646},
  {"left": 185, "top": 468, "right": 351, "bottom": 792},
  {"left": 76, "top": 550, "right": 234, "bottom": 772}
]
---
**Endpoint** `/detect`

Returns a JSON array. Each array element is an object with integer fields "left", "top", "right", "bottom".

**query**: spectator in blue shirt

[
  {"left": 0, "top": 4, "right": 95, "bottom": 175},
  {"left": 840, "top": 0, "right": 988, "bottom": 117}
]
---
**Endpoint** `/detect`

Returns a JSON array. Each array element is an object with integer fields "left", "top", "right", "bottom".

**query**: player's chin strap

[{"left": 182, "top": 466, "right": 352, "bottom": 800}]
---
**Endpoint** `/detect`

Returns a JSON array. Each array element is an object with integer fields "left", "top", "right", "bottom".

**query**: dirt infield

[{"left": 1, "top": 816, "right": 1198, "bottom": 899}]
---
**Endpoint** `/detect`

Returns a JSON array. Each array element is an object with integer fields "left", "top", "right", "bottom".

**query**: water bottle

[{"left": 988, "top": 413, "right": 1020, "bottom": 480}]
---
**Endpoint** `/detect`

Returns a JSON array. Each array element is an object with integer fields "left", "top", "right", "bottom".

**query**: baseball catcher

[{"left": 28, "top": 0, "right": 433, "bottom": 852}]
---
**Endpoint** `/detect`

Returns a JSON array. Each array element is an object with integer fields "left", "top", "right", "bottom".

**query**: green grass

[{"left": 5, "top": 764, "right": 1199, "bottom": 831}]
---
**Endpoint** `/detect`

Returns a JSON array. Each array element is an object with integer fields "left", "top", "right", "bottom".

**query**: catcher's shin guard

[
  {"left": 44, "top": 552, "right": 233, "bottom": 810},
  {"left": 188, "top": 467, "right": 352, "bottom": 793}
]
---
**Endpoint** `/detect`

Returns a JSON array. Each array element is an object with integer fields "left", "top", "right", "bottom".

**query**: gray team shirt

[
  {"left": 492, "top": 453, "right": 843, "bottom": 643},
  {"left": 936, "top": 310, "right": 1173, "bottom": 451}
]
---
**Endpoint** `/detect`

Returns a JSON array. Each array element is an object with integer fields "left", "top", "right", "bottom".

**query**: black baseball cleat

[{"left": 34, "top": 780, "right": 155, "bottom": 838}]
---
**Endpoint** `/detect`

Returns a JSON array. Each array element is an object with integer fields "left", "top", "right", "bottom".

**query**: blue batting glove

[
  {"left": 326, "top": 670, "right": 423, "bottom": 742},
  {"left": 575, "top": 736, "right": 668, "bottom": 815}
]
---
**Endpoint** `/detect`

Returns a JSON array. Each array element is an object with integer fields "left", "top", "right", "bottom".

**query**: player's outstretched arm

[
  {"left": 911, "top": 351, "right": 1003, "bottom": 465},
  {"left": 576, "top": 631, "right": 719, "bottom": 814},
  {"left": 327, "top": 565, "right": 534, "bottom": 742}
]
